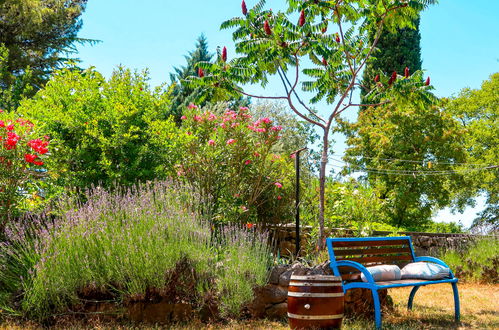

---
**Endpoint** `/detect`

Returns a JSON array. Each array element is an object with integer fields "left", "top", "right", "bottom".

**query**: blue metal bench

[{"left": 326, "top": 236, "right": 460, "bottom": 329}]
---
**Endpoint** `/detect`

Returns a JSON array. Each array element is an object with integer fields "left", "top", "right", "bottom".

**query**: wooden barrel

[{"left": 288, "top": 274, "right": 344, "bottom": 329}]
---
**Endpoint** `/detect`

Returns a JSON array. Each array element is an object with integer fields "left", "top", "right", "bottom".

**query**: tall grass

[
  {"left": 0, "top": 181, "right": 271, "bottom": 319},
  {"left": 441, "top": 237, "right": 499, "bottom": 283}
]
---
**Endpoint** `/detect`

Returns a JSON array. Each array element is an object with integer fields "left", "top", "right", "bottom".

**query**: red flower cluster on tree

[
  {"left": 241, "top": 0, "right": 247, "bottom": 16},
  {"left": 298, "top": 10, "right": 306, "bottom": 27}
]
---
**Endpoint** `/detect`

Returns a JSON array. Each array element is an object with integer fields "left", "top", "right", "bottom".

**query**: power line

[
  {"left": 328, "top": 159, "right": 498, "bottom": 177},
  {"left": 330, "top": 155, "right": 496, "bottom": 167}
]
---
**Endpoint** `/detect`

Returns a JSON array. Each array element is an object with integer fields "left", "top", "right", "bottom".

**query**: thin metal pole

[{"left": 293, "top": 147, "right": 307, "bottom": 257}]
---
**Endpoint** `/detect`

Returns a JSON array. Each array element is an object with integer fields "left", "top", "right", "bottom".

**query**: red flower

[
  {"left": 374, "top": 74, "right": 380, "bottom": 82},
  {"left": 244, "top": 159, "right": 251, "bottom": 165},
  {"left": 27, "top": 138, "right": 49, "bottom": 154},
  {"left": 242, "top": 0, "right": 247, "bottom": 16},
  {"left": 222, "top": 46, "right": 227, "bottom": 62},
  {"left": 322, "top": 57, "right": 328, "bottom": 66},
  {"left": 298, "top": 10, "right": 305, "bottom": 27},
  {"left": 246, "top": 223, "right": 254, "bottom": 229},
  {"left": 388, "top": 71, "right": 397, "bottom": 85},
  {"left": 0, "top": 120, "right": 4, "bottom": 127},
  {"left": 277, "top": 195, "right": 282, "bottom": 200},
  {"left": 226, "top": 139, "right": 236, "bottom": 145},
  {"left": 264, "top": 20, "right": 272, "bottom": 35},
  {"left": 335, "top": 33, "right": 340, "bottom": 43},
  {"left": 198, "top": 68, "right": 204, "bottom": 78},
  {"left": 425, "top": 77, "right": 431, "bottom": 86},
  {"left": 33, "top": 160, "right": 44, "bottom": 166},
  {"left": 404, "top": 66, "right": 410, "bottom": 78},
  {"left": 274, "top": 182, "right": 283, "bottom": 188},
  {"left": 321, "top": 25, "right": 327, "bottom": 33},
  {"left": 25, "top": 154, "right": 37, "bottom": 163},
  {"left": 6, "top": 124, "right": 14, "bottom": 131}
]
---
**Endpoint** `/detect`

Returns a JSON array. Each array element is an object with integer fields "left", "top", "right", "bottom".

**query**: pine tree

[
  {"left": 169, "top": 35, "right": 249, "bottom": 122},
  {"left": 169, "top": 35, "right": 214, "bottom": 120},
  {"left": 0, "top": 0, "right": 90, "bottom": 110},
  {"left": 361, "top": 17, "right": 422, "bottom": 105}
]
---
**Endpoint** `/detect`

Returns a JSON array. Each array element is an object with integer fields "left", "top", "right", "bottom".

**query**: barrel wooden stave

[{"left": 288, "top": 275, "right": 344, "bottom": 330}]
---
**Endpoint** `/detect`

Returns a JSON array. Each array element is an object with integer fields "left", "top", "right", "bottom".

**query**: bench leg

[
  {"left": 407, "top": 286, "right": 420, "bottom": 310},
  {"left": 371, "top": 288, "right": 382, "bottom": 329},
  {"left": 452, "top": 282, "right": 460, "bottom": 323}
]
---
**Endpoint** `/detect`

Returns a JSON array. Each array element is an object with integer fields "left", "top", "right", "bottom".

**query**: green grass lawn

[{"left": 1, "top": 283, "right": 497, "bottom": 329}]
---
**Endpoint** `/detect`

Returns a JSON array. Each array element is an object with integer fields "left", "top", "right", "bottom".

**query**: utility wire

[{"left": 330, "top": 155, "right": 496, "bottom": 167}]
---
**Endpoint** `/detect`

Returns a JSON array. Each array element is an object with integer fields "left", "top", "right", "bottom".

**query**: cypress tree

[{"left": 360, "top": 17, "right": 422, "bottom": 105}]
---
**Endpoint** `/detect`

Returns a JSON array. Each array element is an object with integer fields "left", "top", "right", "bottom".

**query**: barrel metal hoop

[
  {"left": 288, "top": 292, "right": 344, "bottom": 298},
  {"left": 289, "top": 281, "right": 342, "bottom": 287},
  {"left": 290, "top": 275, "right": 342, "bottom": 281},
  {"left": 287, "top": 312, "right": 344, "bottom": 320}
]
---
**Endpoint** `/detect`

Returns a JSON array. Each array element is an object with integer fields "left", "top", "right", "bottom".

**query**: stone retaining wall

[{"left": 271, "top": 225, "right": 494, "bottom": 257}]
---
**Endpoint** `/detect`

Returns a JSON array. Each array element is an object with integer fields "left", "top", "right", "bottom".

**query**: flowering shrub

[
  {"left": 0, "top": 111, "right": 49, "bottom": 226},
  {"left": 178, "top": 104, "right": 294, "bottom": 225}
]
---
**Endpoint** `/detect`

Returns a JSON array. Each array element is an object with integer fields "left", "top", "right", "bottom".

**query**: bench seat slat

[
  {"left": 333, "top": 247, "right": 411, "bottom": 256},
  {"left": 335, "top": 254, "right": 413, "bottom": 264},
  {"left": 332, "top": 239, "right": 409, "bottom": 248}
]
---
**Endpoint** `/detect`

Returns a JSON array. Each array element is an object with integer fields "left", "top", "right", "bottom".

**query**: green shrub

[
  {"left": 0, "top": 181, "right": 270, "bottom": 319},
  {"left": 441, "top": 237, "right": 499, "bottom": 283},
  {"left": 17, "top": 66, "right": 184, "bottom": 189}
]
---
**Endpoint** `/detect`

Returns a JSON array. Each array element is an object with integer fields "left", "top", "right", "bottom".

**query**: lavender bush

[{"left": 0, "top": 181, "right": 271, "bottom": 319}]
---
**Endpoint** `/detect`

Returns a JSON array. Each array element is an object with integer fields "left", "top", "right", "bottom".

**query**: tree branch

[{"left": 277, "top": 65, "right": 326, "bottom": 123}]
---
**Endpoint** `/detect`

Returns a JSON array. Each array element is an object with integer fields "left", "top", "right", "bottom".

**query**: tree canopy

[
  {"left": 0, "top": 0, "right": 88, "bottom": 110},
  {"left": 446, "top": 73, "right": 499, "bottom": 233},
  {"left": 339, "top": 87, "right": 468, "bottom": 228}
]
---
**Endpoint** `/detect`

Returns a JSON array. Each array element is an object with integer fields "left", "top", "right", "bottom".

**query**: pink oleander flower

[
  {"left": 274, "top": 182, "right": 283, "bottom": 188},
  {"left": 290, "top": 153, "right": 296, "bottom": 159},
  {"left": 239, "top": 106, "right": 249, "bottom": 111},
  {"left": 226, "top": 139, "right": 236, "bottom": 145},
  {"left": 261, "top": 117, "right": 272, "bottom": 124},
  {"left": 188, "top": 103, "right": 198, "bottom": 109},
  {"left": 208, "top": 139, "right": 215, "bottom": 146},
  {"left": 181, "top": 115, "right": 187, "bottom": 120},
  {"left": 254, "top": 152, "right": 260, "bottom": 157},
  {"left": 193, "top": 115, "right": 202, "bottom": 122},
  {"left": 245, "top": 160, "right": 251, "bottom": 165},
  {"left": 271, "top": 125, "right": 283, "bottom": 131},
  {"left": 277, "top": 195, "right": 282, "bottom": 200}
]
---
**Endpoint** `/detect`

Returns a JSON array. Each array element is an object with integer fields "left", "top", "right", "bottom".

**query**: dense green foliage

[
  {"left": 18, "top": 66, "right": 181, "bottom": 190},
  {"left": 446, "top": 73, "right": 499, "bottom": 233},
  {"left": 0, "top": 0, "right": 89, "bottom": 110},
  {"left": 441, "top": 238, "right": 499, "bottom": 283},
  {"left": 361, "top": 16, "right": 422, "bottom": 105},
  {"left": 339, "top": 81, "right": 468, "bottom": 228},
  {"left": 0, "top": 181, "right": 271, "bottom": 319}
]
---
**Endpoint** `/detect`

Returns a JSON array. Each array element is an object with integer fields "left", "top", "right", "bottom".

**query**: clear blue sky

[{"left": 76, "top": 0, "right": 499, "bottom": 227}]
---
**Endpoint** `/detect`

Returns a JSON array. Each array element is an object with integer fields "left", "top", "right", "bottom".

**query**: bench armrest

[
  {"left": 414, "top": 256, "right": 456, "bottom": 277},
  {"left": 335, "top": 260, "right": 375, "bottom": 283}
]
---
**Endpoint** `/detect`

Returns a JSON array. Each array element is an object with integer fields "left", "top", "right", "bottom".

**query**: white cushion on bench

[
  {"left": 401, "top": 262, "right": 450, "bottom": 280},
  {"left": 361, "top": 264, "right": 402, "bottom": 282}
]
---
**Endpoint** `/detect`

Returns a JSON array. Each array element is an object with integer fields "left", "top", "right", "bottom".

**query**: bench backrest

[{"left": 326, "top": 236, "right": 417, "bottom": 280}]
